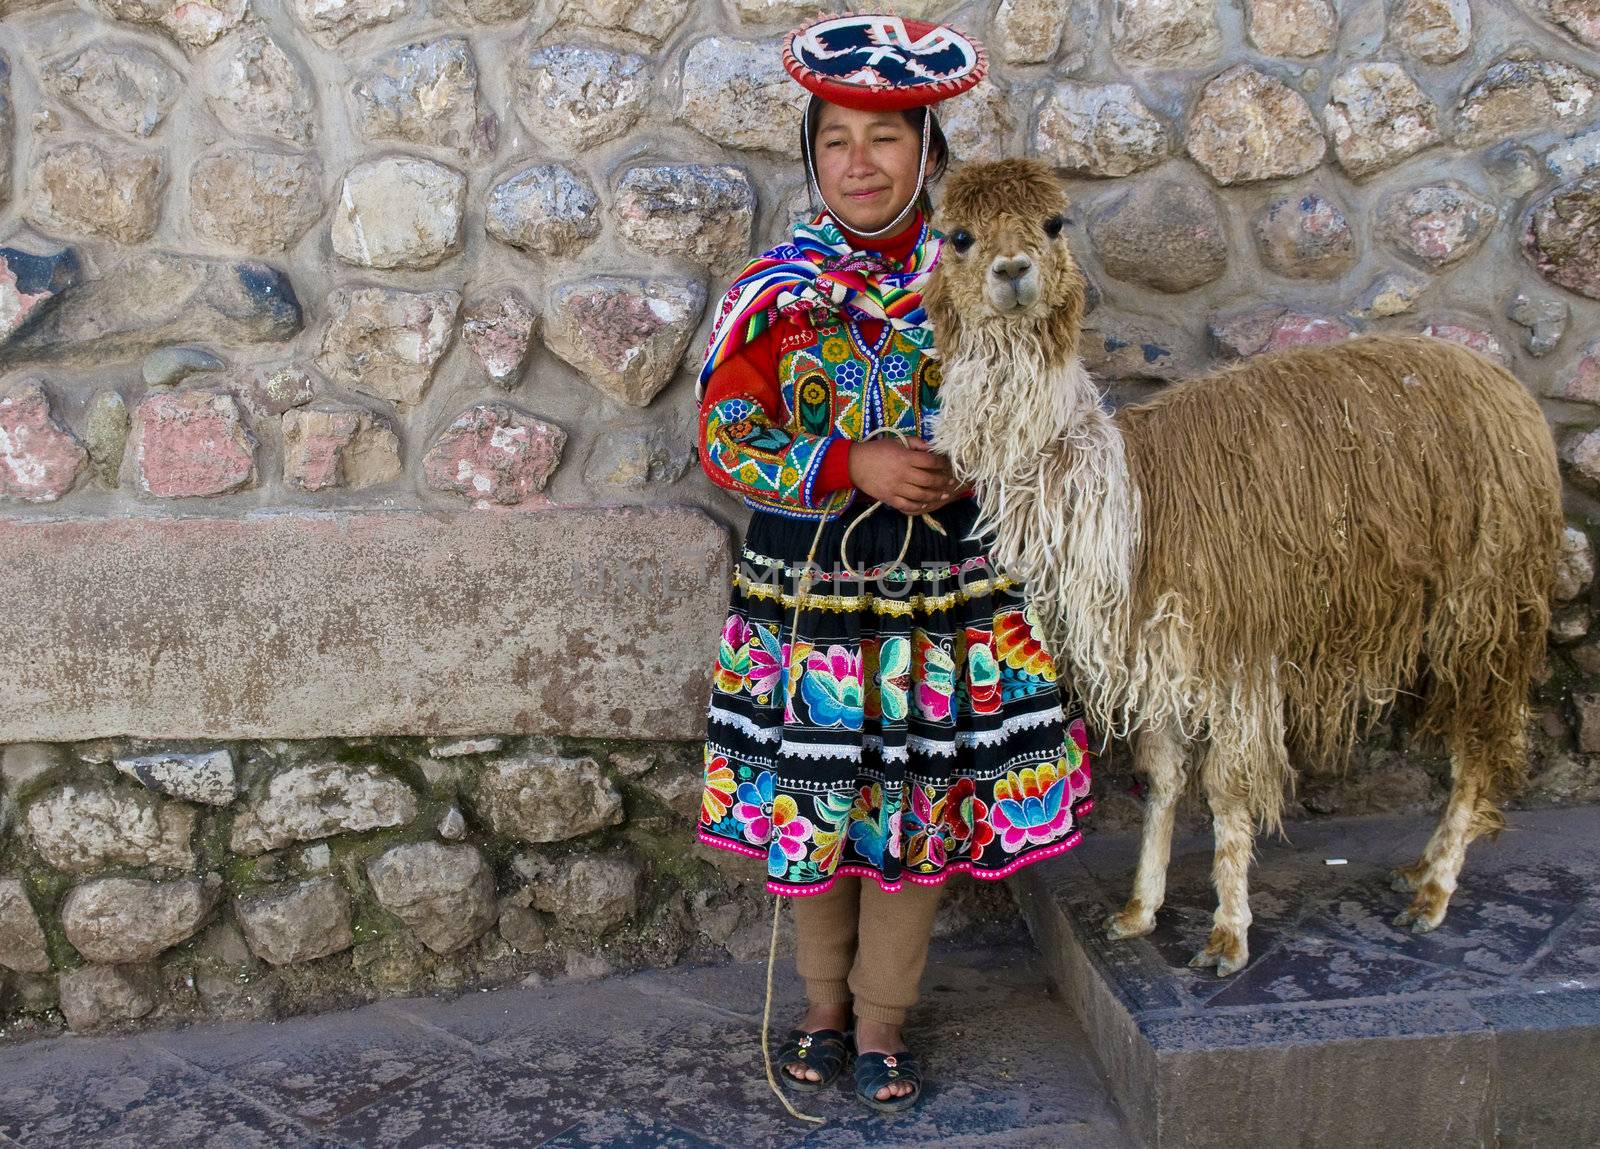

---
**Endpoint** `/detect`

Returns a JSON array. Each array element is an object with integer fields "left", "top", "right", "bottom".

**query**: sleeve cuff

[{"left": 813, "top": 437, "right": 853, "bottom": 496}]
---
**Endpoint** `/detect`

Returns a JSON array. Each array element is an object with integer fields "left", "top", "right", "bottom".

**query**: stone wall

[{"left": 1, "top": 0, "right": 1599, "bottom": 1038}]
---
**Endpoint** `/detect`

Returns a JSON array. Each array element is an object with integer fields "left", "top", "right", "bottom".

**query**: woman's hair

[{"left": 801, "top": 97, "right": 951, "bottom": 221}]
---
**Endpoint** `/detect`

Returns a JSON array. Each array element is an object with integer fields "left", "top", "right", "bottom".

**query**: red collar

[{"left": 837, "top": 209, "right": 926, "bottom": 266}]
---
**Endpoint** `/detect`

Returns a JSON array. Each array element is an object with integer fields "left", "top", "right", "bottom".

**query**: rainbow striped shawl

[{"left": 695, "top": 212, "right": 943, "bottom": 402}]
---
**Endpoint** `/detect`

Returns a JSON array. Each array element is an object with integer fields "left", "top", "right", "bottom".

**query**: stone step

[{"left": 1011, "top": 806, "right": 1600, "bottom": 1149}]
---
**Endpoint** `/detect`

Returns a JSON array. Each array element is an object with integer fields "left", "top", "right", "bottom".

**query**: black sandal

[
  {"left": 775, "top": 1027, "right": 853, "bottom": 1093},
  {"left": 853, "top": 1050, "right": 923, "bottom": 1114}
]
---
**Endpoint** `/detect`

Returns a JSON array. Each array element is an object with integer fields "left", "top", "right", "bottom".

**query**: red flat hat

[{"left": 783, "top": 13, "right": 987, "bottom": 112}]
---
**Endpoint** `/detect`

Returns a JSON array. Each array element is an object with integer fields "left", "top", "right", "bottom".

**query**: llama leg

[
  {"left": 1188, "top": 733, "right": 1270, "bottom": 977},
  {"left": 1106, "top": 722, "right": 1186, "bottom": 940},
  {"left": 1393, "top": 726, "right": 1520, "bottom": 932}
]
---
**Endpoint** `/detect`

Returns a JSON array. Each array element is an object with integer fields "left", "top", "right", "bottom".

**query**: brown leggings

[{"left": 791, "top": 876, "right": 945, "bottom": 1025}]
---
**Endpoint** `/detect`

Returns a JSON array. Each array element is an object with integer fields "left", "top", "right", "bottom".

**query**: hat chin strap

[{"left": 804, "top": 101, "right": 931, "bottom": 241}]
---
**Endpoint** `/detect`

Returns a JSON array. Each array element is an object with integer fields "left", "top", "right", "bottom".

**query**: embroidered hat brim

[{"left": 783, "top": 12, "right": 987, "bottom": 112}]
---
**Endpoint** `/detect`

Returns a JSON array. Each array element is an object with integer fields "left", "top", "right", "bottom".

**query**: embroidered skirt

[{"left": 697, "top": 492, "right": 1094, "bottom": 896}]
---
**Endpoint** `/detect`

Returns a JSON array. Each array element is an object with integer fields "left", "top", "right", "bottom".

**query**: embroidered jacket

[{"left": 698, "top": 217, "right": 956, "bottom": 522}]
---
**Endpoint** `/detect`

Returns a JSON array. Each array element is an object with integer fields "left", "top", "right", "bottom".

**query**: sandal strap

[
  {"left": 777, "top": 1027, "right": 852, "bottom": 1075},
  {"left": 854, "top": 1050, "right": 921, "bottom": 1096}
]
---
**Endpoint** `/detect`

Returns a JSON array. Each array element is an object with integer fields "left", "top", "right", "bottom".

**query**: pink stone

[
  {"left": 132, "top": 389, "right": 256, "bottom": 497},
  {"left": 0, "top": 381, "right": 87, "bottom": 503},
  {"left": 283, "top": 407, "right": 359, "bottom": 490},
  {"left": 1419, "top": 322, "right": 1507, "bottom": 363},
  {"left": 461, "top": 289, "right": 537, "bottom": 386},
  {"left": 422, "top": 403, "right": 565, "bottom": 508},
  {"left": 1210, "top": 307, "right": 1354, "bottom": 359},
  {"left": 1554, "top": 339, "right": 1600, "bottom": 404}
]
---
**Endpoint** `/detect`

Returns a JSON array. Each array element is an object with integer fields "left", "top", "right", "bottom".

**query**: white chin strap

[{"left": 804, "top": 98, "right": 931, "bottom": 240}]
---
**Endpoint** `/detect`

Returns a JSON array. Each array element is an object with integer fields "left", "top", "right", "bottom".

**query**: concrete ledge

[
  {"left": 1012, "top": 808, "right": 1600, "bottom": 1149},
  {"left": 0, "top": 507, "right": 731, "bottom": 742}
]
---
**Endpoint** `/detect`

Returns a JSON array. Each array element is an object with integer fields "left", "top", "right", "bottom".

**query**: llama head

[{"left": 924, "top": 157, "right": 1088, "bottom": 366}]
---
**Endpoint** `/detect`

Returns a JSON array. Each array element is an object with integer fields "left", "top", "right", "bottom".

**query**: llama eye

[
  {"left": 948, "top": 229, "right": 974, "bottom": 254},
  {"left": 1043, "top": 215, "right": 1065, "bottom": 238}
]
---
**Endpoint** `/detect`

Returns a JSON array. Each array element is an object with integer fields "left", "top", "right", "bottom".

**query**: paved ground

[{"left": 0, "top": 941, "right": 1135, "bottom": 1149}]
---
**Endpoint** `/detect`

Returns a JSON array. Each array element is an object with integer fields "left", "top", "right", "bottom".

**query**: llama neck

[{"left": 934, "top": 336, "right": 1142, "bottom": 730}]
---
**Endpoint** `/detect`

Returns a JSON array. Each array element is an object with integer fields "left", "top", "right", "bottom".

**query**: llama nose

[{"left": 989, "top": 254, "right": 1033, "bottom": 282}]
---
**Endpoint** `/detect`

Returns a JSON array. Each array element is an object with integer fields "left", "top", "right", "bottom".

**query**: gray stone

[
  {"left": 0, "top": 54, "right": 8, "bottom": 210},
  {"left": 473, "top": 755, "right": 624, "bottom": 843},
  {"left": 1254, "top": 191, "right": 1354, "bottom": 278},
  {"left": 1523, "top": 177, "right": 1600, "bottom": 300},
  {"left": 486, "top": 162, "right": 601, "bottom": 258},
  {"left": 512, "top": 41, "right": 649, "bottom": 151},
  {"left": 1457, "top": 59, "right": 1597, "bottom": 148},
  {"left": 1390, "top": 0, "right": 1471, "bottom": 63},
  {"left": 994, "top": 0, "right": 1094, "bottom": 66},
  {"left": 114, "top": 748, "right": 238, "bottom": 805},
  {"left": 130, "top": 389, "right": 257, "bottom": 498},
  {"left": 230, "top": 762, "right": 418, "bottom": 855},
  {"left": 235, "top": 877, "right": 354, "bottom": 965},
  {"left": 281, "top": 405, "right": 401, "bottom": 491},
  {"left": 1555, "top": 525, "right": 1595, "bottom": 601},
  {"left": 365, "top": 842, "right": 498, "bottom": 955},
  {"left": 1088, "top": 180, "right": 1226, "bottom": 292},
  {"left": 142, "top": 347, "right": 225, "bottom": 388},
  {"left": 615, "top": 165, "right": 756, "bottom": 271},
  {"left": 240, "top": 365, "right": 316, "bottom": 416},
  {"left": 1112, "top": 0, "right": 1221, "bottom": 63},
  {"left": 462, "top": 289, "right": 537, "bottom": 386},
  {"left": 1485, "top": 141, "right": 1545, "bottom": 197},
  {"left": 1, "top": 743, "right": 63, "bottom": 791},
  {"left": 333, "top": 156, "right": 465, "bottom": 271},
  {"left": 1546, "top": 127, "right": 1600, "bottom": 181},
  {"left": 57, "top": 963, "right": 158, "bottom": 1031},
  {"left": 1325, "top": 63, "right": 1440, "bottom": 178},
  {"left": 189, "top": 148, "right": 325, "bottom": 253},
  {"left": 1187, "top": 65, "right": 1325, "bottom": 186},
  {"left": 82, "top": 391, "right": 128, "bottom": 488},
  {"left": 1564, "top": 428, "right": 1600, "bottom": 486},
  {"left": 351, "top": 36, "right": 487, "bottom": 156},
  {"left": 0, "top": 381, "right": 87, "bottom": 503},
  {"left": 0, "top": 246, "right": 81, "bottom": 347},
  {"left": 24, "top": 784, "right": 197, "bottom": 873},
  {"left": 549, "top": 0, "right": 693, "bottom": 45},
  {"left": 438, "top": 806, "right": 466, "bottom": 839},
  {"left": 1506, "top": 292, "right": 1569, "bottom": 357},
  {"left": 545, "top": 277, "right": 706, "bottom": 408},
  {"left": 497, "top": 903, "right": 546, "bottom": 951},
  {"left": 44, "top": 42, "right": 180, "bottom": 138},
  {"left": 201, "top": 26, "right": 316, "bottom": 147},
  {"left": 583, "top": 423, "right": 692, "bottom": 489},
  {"left": 1347, "top": 270, "right": 1429, "bottom": 319},
  {"left": 61, "top": 875, "right": 220, "bottom": 963},
  {"left": 638, "top": 761, "right": 701, "bottom": 820},
  {"left": 1551, "top": 604, "right": 1590, "bottom": 643},
  {"left": 1382, "top": 183, "right": 1498, "bottom": 268},
  {"left": 1082, "top": 317, "right": 1193, "bottom": 381},
  {"left": 677, "top": 37, "right": 803, "bottom": 153},
  {"left": 0, "top": 251, "right": 301, "bottom": 366},
  {"left": 96, "top": 0, "right": 246, "bottom": 48},
  {"left": 1032, "top": 82, "right": 1167, "bottom": 178},
  {"left": 0, "top": 879, "right": 50, "bottom": 973},
  {"left": 1245, "top": 0, "right": 1336, "bottom": 56},
  {"left": 315, "top": 286, "right": 460, "bottom": 407},
  {"left": 0, "top": 508, "right": 732, "bottom": 742},
  {"left": 288, "top": 0, "right": 410, "bottom": 46},
  {"left": 529, "top": 854, "right": 641, "bottom": 933},
  {"left": 429, "top": 736, "right": 504, "bottom": 759},
  {"left": 421, "top": 403, "right": 565, "bottom": 506},
  {"left": 25, "top": 139, "right": 164, "bottom": 243},
  {"left": 1551, "top": 338, "right": 1600, "bottom": 404},
  {"left": 939, "top": 83, "right": 1017, "bottom": 164}
]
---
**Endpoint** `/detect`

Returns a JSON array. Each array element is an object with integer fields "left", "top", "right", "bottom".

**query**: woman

[{"left": 694, "top": 15, "right": 1094, "bottom": 1114}]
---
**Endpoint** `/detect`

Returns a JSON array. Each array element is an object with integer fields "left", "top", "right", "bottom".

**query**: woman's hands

[{"left": 847, "top": 436, "right": 968, "bottom": 515}]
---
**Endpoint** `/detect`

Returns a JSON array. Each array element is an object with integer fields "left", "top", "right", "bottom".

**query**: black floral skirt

[{"left": 697, "top": 492, "right": 1094, "bottom": 896}]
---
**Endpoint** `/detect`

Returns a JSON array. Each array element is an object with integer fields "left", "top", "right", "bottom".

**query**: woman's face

[{"left": 812, "top": 102, "right": 923, "bottom": 235}]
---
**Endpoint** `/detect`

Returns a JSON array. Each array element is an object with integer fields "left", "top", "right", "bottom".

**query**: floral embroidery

[
  {"left": 800, "top": 644, "right": 864, "bottom": 729},
  {"left": 702, "top": 754, "right": 737, "bottom": 824},
  {"left": 990, "top": 760, "right": 1075, "bottom": 853},
  {"left": 913, "top": 629, "right": 956, "bottom": 723},
  {"left": 964, "top": 626, "right": 1001, "bottom": 715},
  {"left": 734, "top": 770, "right": 777, "bottom": 845},
  {"left": 808, "top": 789, "right": 855, "bottom": 872},
  {"left": 746, "top": 622, "right": 784, "bottom": 702},
  {"left": 903, "top": 784, "right": 950, "bottom": 871},
  {"left": 714, "top": 615, "right": 751, "bottom": 695},
  {"left": 767, "top": 795, "right": 816, "bottom": 877},
  {"left": 821, "top": 336, "right": 851, "bottom": 363},
  {"left": 847, "top": 783, "right": 902, "bottom": 868}
]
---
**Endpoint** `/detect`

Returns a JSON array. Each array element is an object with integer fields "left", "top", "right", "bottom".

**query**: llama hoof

[
  {"left": 1105, "top": 909, "right": 1155, "bottom": 941},
  {"left": 1215, "top": 952, "right": 1249, "bottom": 977},
  {"left": 1391, "top": 863, "right": 1427, "bottom": 894},
  {"left": 1187, "top": 948, "right": 1220, "bottom": 970}
]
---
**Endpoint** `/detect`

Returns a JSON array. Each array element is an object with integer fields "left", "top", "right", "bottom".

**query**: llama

[{"left": 924, "top": 158, "right": 1564, "bottom": 975}]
